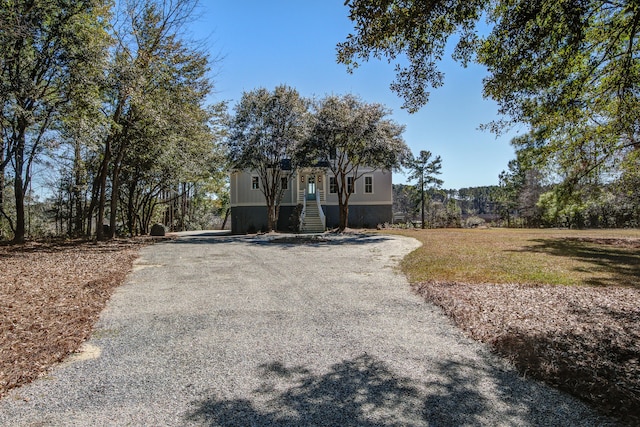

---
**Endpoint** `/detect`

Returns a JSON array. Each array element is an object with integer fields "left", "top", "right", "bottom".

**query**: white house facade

[{"left": 229, "top": 167, "right": 393, "bottom": 234}]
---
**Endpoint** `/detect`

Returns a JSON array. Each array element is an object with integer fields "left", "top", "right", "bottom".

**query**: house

[{"left": 229, "top": 166, "right": 393, "bottom": 234}]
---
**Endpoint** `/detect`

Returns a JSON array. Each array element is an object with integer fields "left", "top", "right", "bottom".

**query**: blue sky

[{"left": 192, "top": 1, "right": 521, "bottom": 189}]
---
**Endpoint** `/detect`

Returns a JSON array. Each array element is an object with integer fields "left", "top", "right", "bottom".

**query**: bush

[
  {"left": 464, "top": 216, "right": 486, "bottom": 228},
  {"left": 288, "top": 204, "right": 303, "bottom": 232},
  {"left": 150, "top": 223, "right": 166, "bottom": 236}
]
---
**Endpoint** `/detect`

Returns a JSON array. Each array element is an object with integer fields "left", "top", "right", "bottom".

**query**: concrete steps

[{"left": 302, "top": 202, "right": 325, "bottom": 233}]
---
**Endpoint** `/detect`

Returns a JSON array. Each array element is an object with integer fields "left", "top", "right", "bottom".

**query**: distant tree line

[
  {"left": 393, "top": 185, "right": 494, "bottom": 229},
  {"left": 0, "top": 0, "right": 227, "bottom": 243},
  {"left": 498, "top": 150, "right": 640, "bottom": 229},
  {"left": 393, "top": 169, "right": 640, "bottom": 229}
]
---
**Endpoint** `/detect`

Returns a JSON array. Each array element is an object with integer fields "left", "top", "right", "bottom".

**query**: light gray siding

[
  {"left": 323, "top": 169, "right": 392, "bottom": 207},
  {"left": 230, "top": 171, "right": 297, "bottom": 207},
  {"left": 230, "top": 168, "right": 393, "bottom": 233}
]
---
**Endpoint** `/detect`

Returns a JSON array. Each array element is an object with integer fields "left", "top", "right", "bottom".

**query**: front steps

[{"left": 301, "top": 201, "right": 325, "bottom": 233}]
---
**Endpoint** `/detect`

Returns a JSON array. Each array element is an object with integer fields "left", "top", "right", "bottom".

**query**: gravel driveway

[{"left": 0, "top": 232, "right": 616, "bottom": 426}]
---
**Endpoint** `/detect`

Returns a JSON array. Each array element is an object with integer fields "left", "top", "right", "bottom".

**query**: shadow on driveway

[
  {"left": 185, "top": 354, "right": 592, "bottom": 426},
  {"left": 167, "top": 232, "right": 393, "bottom": 247}
]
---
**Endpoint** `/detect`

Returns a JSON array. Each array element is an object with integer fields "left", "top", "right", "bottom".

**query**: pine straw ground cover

[
  {"left": 0, "top": 239, "right": 149, "bottom": 398},
  {"left": 390, "top": 228, "right": 640, "bottom": 425}
]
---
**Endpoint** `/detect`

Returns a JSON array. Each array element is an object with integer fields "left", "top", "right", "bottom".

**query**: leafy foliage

[
  {"left": 338, "top": 0, "right": 486, "bottom": 113},
  {"left": 0, "top": 0, "right": 225, "bottom": 242},
  {"left": 300, "top": 94, "right": 409, "bottom": 230},
  {"left": 339, "top": 0, "right": 640, "bottom": 194},
  {"left": 228, "top": 85, "right": 310, "bottom": 232},
  {"left": 93, "top": 0, "right": 221, "bottom": 239},
  {"left": 0, "top": 0, "right": 112, "bottom": 243}
]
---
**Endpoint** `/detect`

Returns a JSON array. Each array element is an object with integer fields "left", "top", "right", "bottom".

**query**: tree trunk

[
  {"left": 73, "top": 140, "right": 85, "bottom": 235},
  {"left": 126, "top": 180, "right": 136, "bottom": 236},
  {"left": 337, "top": 174, "right": 349, "bottom": 231},
  {"left": 266, "top": 204, "right": 274, "bottom": 232},
  {"left": 12, "top": 130, "right": 26, "bottom": 244},
  {"left": 221, "top": 208, "right": 230, "bottom": 230},
  {"left": 421, "top": 179, "right": 425, "bottom": 229},
  {"left": 0, "top": 140, "right": 4, "bottom": 240},
  {"left": 96, "top": 98, "right": 125, "bottom": 240},
  {"left": 180, "top": 183, "right": 187, "bottom": 231},
  {"left": 108, "top": 145, "right": 126, "bottom": 239},
  {"left": 85, "top": 167, "right": 103, "bottom": 236},
  {"left": 337, "top": 195, "right": 350, "bottom": 231},
  {"left": 266, "top": 194, "right": 278, "bottom": 232},
  {"left": 141, "top": 196, "right": 157, "bottom": 234},
  {"left": 262, "top": 174, "right": 278, "bottom": 232},
  {"left": 95, "top": 139, "right": 111, "bottom": 241},
  {"left": 338, "top": 186, "right": 350, "bottom": 231},
  {"left": 13, "top": 174, "right": 26, "bottom": 244}
]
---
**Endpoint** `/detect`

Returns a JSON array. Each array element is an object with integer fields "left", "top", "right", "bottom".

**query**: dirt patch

[
  {"left": 413, "top": 281, "right": 640, "bottom": 425},
  {"left": 0, "top": 239, "right": 147, "bottom": 398}
]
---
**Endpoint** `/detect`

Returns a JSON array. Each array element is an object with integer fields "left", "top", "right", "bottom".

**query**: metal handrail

[{"left": 316, "top": 189, "right": 326, "bottom": 231}]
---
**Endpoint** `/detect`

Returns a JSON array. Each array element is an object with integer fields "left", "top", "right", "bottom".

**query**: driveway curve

[{"left": 0, "top": 232, "right": 615, "bottom": 426}]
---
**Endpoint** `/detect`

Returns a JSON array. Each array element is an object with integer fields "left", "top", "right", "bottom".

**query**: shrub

[
  {"left": 150, "top": 223, "right": 166, "bottom": 236},
  {"left": 464, "top": 216, "right": 486, "bottom": 228}
]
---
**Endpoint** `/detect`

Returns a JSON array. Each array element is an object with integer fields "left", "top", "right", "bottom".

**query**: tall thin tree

[
  {"left": 92, "top": 0, "right": 214, "bottom": 239},
  {"left": 407, "top": 150, "right": 442, "bottom": 229}
]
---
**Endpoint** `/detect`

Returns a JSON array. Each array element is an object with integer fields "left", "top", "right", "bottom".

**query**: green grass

[{"left": 387, "top": 228, "right": 640, "bottom": 287}]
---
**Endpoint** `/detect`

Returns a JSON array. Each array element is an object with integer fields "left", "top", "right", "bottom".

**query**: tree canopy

[
  {"left": 0, "top": 0, "right": 111, "bottom": 243},
  {"left": 1, "top": 0, "right": 225, "bottom": 243},
  {"left": 300, "top": 94, "right": 409, "bottom": 231},
  {"left": 94, "top": 0, "right": 218, "bottom": 239},
  {"left": 338, "top": 0, "right": 640, "bottom": 192},
  {"left": 227, "top": 85, "right": 310, "bottom": 232}
]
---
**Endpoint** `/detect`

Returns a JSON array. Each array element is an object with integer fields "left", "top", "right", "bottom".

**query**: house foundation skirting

[
  {"left": 322, "top": 205, "right": 392, "bottom": 230},
  {"left": 230, "top": 204, "right": 392, "bottom": 234},
  {"left": 230, "top": 206, "right": 297, "bottom": 234}
]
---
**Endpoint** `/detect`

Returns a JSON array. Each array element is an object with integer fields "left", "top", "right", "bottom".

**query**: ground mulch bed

[
  {"left": 0, "top": 239, "right": 147, "bottom": 398},
  {"left": 413, "top": 281, "right": 640, "bottom": 425}
]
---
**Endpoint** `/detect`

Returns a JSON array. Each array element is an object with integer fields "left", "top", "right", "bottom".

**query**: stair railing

[
  {"left": 299, "top": 187, "right": 306, "bottom": 232},
  {"left": 315, "top": 189, "right": 326, "bottom": 231}
]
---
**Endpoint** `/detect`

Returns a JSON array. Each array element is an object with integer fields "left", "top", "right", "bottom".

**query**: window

[
  {"left": 329, "top": 176, "right": 338, "bottom": 194},
  {"left": 281, "top": 176, "right": 288, "bottom": 190},
  {"left": 347, "top": 176, "right": 355, "bottom": 194},
  {"left": 251, "top": 176, "right": 259, "bottom": 190},
  {"left": 364, "top": 176, "right": 373, "bottom": 194}
]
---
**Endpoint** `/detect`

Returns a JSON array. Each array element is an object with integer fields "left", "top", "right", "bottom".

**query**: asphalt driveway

[{"left": 0, "top": 232, "right": 615, "bottom": 426}]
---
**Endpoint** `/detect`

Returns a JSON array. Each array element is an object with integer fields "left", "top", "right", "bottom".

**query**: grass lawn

[
  {"left": 386, "top": 227, "right": 640, "bottom": 425},
  {"left": 395, "top": 228, "right": 640, "bottom": 287}
]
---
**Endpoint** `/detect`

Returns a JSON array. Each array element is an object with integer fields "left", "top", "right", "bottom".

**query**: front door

[{"left": 307, "top": 176, "right": 316, "bottom": 200}]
